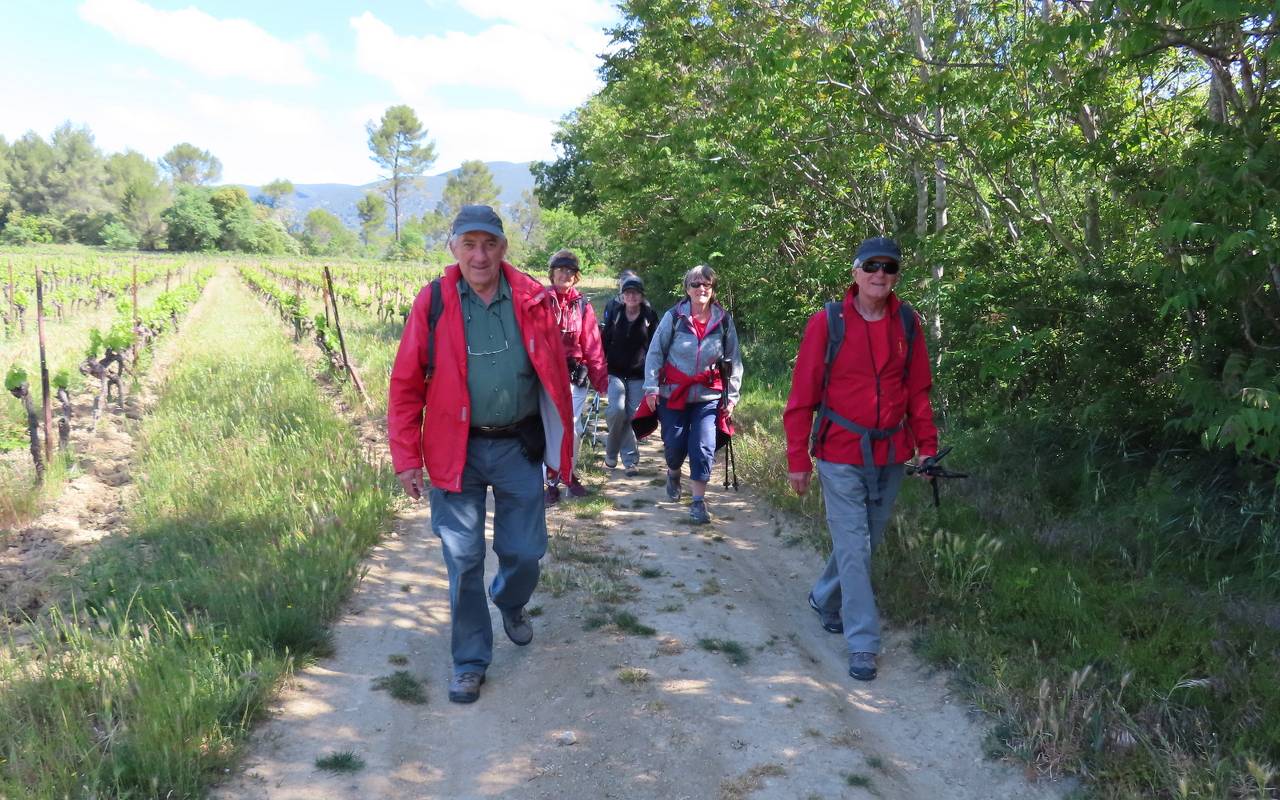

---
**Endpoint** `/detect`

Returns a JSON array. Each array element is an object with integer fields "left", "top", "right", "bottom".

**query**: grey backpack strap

[{"left": 809, "top": 300, "right": 845, "bottom": 452}]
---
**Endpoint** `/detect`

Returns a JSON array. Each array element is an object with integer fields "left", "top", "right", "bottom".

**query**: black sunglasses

[
  {"left": 859, "top": 260, "right": 900, "bottom": 275},
  {"left": 687, "top": 281, "right": 713, "bottom": 289}
]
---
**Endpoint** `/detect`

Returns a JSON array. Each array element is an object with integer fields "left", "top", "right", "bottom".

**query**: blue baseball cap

[
  {"left": 854, "top": 236, "right": 901, "bottom": 266},
  {"left": 451, "top": 205, "right": 505, "bottom": 239}
]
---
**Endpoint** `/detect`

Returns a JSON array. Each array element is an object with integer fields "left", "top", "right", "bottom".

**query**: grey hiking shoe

[
  {"left": 689, "top": 498, "right": 711, "bottom": 524},
  {"left": 848, "top": 652, "right": 877, "bottom": 681},
  {"left": 624, "top": 464, "right": 639, "bottom": 477},
  {"left": 499, "top": 605, "right": 533, "bottom": 646},
  {"left": 448, "top": 671, "right": 485, "bottom": 703},
  {"left": 808, "top": 593, "right": 843, "bottom": 634},
  {"left": 665, "top": 469, "right": 681, "bottom": 500}
]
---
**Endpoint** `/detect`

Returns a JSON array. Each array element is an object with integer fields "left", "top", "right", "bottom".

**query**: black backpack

[{"left": 425, "top": 278, "right": 445, "bottom": 380}]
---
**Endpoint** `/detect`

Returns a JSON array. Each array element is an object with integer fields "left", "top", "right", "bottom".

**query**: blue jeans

[
  {"left": 429, "top": 437, "right": 547, "bottom": 677},
  {"left": 605, "top": 375, "right": 644, "bottom": 467},
  {"left": 658, "top": 399, "right": 717, "bottom": 482},
  {"left": 809, "top": 460, "right": 905, "bottom": 655}
]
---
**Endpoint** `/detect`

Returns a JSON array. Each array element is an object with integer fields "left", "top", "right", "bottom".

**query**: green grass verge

[
  {"left": 0, "top": 272, "right": 395, "bottom": 798},
  {"left": 733, "top": 342, "right": 1280, "bottom": 797}
]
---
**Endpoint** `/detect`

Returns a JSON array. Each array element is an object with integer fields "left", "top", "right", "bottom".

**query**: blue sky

[{"left": 0, "top": 0, "right": 619, "bottom": 185}]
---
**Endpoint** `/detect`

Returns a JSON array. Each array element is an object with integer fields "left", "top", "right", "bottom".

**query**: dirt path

[
  {"left": 217, "top": 440, "right": 1066, "bottom": 800},
  {"left": 0, "top": 272, "right": 220, "bottom": 632}
]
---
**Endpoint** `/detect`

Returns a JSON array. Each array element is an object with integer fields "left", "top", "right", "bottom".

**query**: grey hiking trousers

[{"left": 809, "top": 460, "right": 906, "bottom": 655}]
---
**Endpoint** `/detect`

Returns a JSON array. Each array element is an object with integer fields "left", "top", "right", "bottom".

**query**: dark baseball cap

[
  {"left": 621, "top": 276, "right": 644, "bottom": 293},
  {"left": 451, "top": 205, "right": 505, "bottom": 239},
  {"left": 854, "top": 236, "right": 901, "bottom": 265}
]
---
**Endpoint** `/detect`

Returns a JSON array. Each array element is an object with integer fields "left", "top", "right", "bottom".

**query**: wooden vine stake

[
  {"left": 131, "top": 259, "right": 139, "bottom": 370},
  {"left": 35, "top": 264, "right": 54, "bottom": 466},
  {"left": 322, "top": 266, "right": 370, "bottom": 408}
]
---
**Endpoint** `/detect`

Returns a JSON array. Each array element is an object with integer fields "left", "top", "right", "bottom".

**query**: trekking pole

[{"left": 905, "top": 446, "right": 967, "bottom": 507}]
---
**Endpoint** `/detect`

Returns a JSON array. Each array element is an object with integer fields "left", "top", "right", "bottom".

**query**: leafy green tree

[
  {"left": 104, "top": 150, "right": 169, "bottom": 249},
  {"left": 99, "top": 220, "right": 139, "bottom": 250},
  {"left": 4, "top": 131, "right": 56, "bottom": 218},
  {"left": 301, "top": 208, "right": 358, "bottom": 256},
  {"left": 366, "top": 105, "right": 437, "bottom": 242},
  {"left": 355, "top": 191, "right": 387, "bottom": 246},
  {"left": 257, "top": 178, "right": 294, "bottom": 208},
  {"left": 160, "top": 142, "right": 222, "bottom": 186},
  {"left": 162, "top": 185, "right": 220, "bottom": 251},
  {"left": 437, "top": 160, "right": 500, "bottom": 221}
]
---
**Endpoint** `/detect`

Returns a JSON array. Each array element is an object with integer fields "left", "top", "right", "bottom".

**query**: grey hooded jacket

[{"left": 643, "top": 299, "right": 743, "bottom": 406}]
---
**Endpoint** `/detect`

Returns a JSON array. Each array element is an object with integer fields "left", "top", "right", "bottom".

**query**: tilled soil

[{"left": 215, "top": 443, "right": 1067, "bottom": 800}]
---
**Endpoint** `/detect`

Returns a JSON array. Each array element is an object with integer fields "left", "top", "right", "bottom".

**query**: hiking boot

[
  {"left": 624, "top": 464, "right": 639, "bottom": 477},
  {"left": 689, "top": 498, "right": 711, "bottom": 525},
  {"left": 808, "top": 593, "right": 843, "bottom": 634},
  {"left": 848, "top": 652, "right": 877, "bottom": 682},
  {"left": 604, "top": 456, "right": 618, "bottom": 469},
  {"left": 544, "top": 484, "right": 560, "bottom": 507},
  {"left": 665, "top": 470, "right": 681, "bottom": 500},
  {"left": 499, "top": 605, "right": 533, "bottom": 646},
  {"left": 448, "top": 671, "right": 485, "bottom": 703},
  {"left": 566, "top": 474, "right": 589, "bottom": 498}
]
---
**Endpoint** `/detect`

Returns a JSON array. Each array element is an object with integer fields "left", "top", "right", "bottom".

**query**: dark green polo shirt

[{"left": 459, "top": 273, "right": 540, "bottom": 427}]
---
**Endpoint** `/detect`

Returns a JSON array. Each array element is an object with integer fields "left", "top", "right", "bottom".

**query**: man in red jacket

[
  {"left": 782, "top": 236, "right": 938, "bottom": 682},
  {"left": 388, "top": 205, "right": 575, "bottom": 704}
]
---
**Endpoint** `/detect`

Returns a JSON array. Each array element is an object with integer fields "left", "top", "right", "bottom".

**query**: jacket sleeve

[
  {"left": 579, "top": 301, "right": 609, "bottom": 393},
  {"left": 782, "top": 310, "right": 829, "bottom": 474},
  {"left": 643, "top": 309, "right": 672, "bottom": 396},
  {"left": 387, "top": 284, "right": 432, "bottom": 474},
  {"left": 905, "top": 313, "right": 938, "bottom": 458},
  {"left": 724, "top": 313, "right": 744, "bottom": 405}
]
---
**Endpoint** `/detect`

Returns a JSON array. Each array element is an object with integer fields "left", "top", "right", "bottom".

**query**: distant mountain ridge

[{"left": 240, "top": 161, "right": 535, "bottom": 230}]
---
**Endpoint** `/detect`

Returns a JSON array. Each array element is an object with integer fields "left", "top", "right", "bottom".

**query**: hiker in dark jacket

[
  {"left": 643, "top": 265, "right": 742, "bottom": 525},
  {"left": 602, "top": 275, "right": 658, "bottom": 475}
]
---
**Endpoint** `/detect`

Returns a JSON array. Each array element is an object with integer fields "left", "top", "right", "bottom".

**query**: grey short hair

[{"left": 683, "top": 264, "right": 716, "bottom": 289}]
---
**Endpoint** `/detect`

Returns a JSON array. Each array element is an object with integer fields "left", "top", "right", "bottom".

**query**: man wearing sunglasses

[
  {"left": 782, "top": 236, "right": 938, "bottom": 682},
  {"left": 388, "top": 205, "right": 576, "bottom": 704}
]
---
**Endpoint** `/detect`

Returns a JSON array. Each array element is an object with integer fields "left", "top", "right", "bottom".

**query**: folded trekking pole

[{"left": 905, "top": 446, "right": 967, "bottom": 507}]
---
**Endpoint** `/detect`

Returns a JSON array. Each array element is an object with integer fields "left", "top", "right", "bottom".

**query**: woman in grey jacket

[{"left": 643, "top": 265, "right": 743, "bottom": 523}]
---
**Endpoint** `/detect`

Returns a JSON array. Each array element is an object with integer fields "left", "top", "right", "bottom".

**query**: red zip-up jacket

[
  {"left": 783, "top": 287, "right": 938, "bottom": 473},
  {"left": 388, "top": 263, "right": 575, "bottom": 491},
  {"left": 552, "top": 286, "right": 608, "bottom": 394}
]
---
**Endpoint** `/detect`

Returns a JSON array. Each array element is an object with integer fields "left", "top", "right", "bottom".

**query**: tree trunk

[
  {"left": 914, "top": 163, "right": 929, "bottom": 237},
  {"left": 10, "top": 384, "right": 44, "bottom": 484},
  {"left": 56, "top": 388, "right": 71, "bottom": 452}
]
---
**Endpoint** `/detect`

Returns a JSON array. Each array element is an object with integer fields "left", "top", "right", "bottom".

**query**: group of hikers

[{"left": 388, "top": 205, "right": 937, "bottom": 703}]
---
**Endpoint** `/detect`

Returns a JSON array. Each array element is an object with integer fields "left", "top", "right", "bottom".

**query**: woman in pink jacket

[{"left": 545, "top": 249, "right": 608, "bottom": 504}]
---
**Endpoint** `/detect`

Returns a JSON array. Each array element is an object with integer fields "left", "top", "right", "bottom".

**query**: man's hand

[
  {"left": 788, "top": 471, "right": 811, "bottom": 495},
  {"left": 909, "top": 453, "right": 936, "bottom": 480},
  {"left": 397, "top": 468, "right": 426, "bottom": 500},
  {"left": 645, "top": 393, "right": 658, "bottom": 412},
  {"left": 723, "top": 400, "right": 736, "bottom": 419}
]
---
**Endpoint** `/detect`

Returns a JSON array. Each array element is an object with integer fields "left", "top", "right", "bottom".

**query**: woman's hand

[
  {"left": 723, "top": 400, "right": 736, "bottom": 418},
  {"left": 645, "top": 393, "right": 658, "bottom": 411}
]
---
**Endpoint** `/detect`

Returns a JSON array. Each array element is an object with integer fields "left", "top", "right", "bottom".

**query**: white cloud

[
  {"left": 456, "top": 0, "right": 616, "bottom": 40},
  {"left": 77, "top": 0, "right": 316, "bottom": 85},
  {"left": 350, "top": 10, "right": 607, "bottom": 109}
]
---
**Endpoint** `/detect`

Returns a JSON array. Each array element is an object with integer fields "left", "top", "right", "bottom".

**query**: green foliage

[
  {"left": 51, "top": 368, "right": 71, "bottom": 390},
  {"left": 162, "top": 185, "right": 221, "bottom": 252},
  {"left": 159, "top": 141, "right": 221, "bottom": 185},
  {"left": 367, "top": 105, "right": 437, "bottom": 241},
  {"left": 4, "top": 365, "right": 28, "bottom": 392},
  {"left": 355, "top": 191, "right": 387, "bottom": 246},
  {"left": 0, "top": 209, "right": 63, "bottom": 245},
  {"left": 99, "top": 220, "right": 139, "bottom": 250},
  {"left": 257, "top": 178, "right": 294, "bottom": 208},
  {"left": 301, "top": 208, "right": 358, "bottom": 257},
  {"left": 436, "top": 159, "right": 500, "bottom": 220}
]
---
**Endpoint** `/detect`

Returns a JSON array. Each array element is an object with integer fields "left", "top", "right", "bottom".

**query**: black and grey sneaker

[
  {"left": 848, "top": 652, "right": 877, "bottom": 681},
  {"left": 689, "top": 498, "right": 711, "bottom": 524},
  {"left": 624, "top": 464, "right": 639, "bottom": 477},
  {"left": 808, "top": 593, "right": 843, "bottom": 634},
  {"left": 499, "top": 605, "right": 533, "bottom": 646},
  {"left": 448, "top": 671, "right": 485, "bottom": 703},
  {"left": 665, "top": 469, "right": 681, "bottom": 500}
]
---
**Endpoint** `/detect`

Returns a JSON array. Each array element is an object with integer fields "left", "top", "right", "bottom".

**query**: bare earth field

[{"left": 216, "top": 441, "right": 1068, "bottom": 800}]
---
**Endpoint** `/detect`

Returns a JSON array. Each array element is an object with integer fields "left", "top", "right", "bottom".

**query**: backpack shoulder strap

[
  {"left": 425, "top": 278, "right": 444, "bottom": 380},
  {"left": 822, "top": 300, "right": 845, "bottom": 391},
  {"left": 898, "top": 300, "right": 917, "bottom": 383}
]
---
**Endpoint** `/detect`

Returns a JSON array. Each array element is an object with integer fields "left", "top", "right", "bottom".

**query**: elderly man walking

[
  {"left": 783, "top": 237, "right": 937, "bottom": 682},
  {"left": 388, "top": 205, "right": 575, "bottom": 704}
]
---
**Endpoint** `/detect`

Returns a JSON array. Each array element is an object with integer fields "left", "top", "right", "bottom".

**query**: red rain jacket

[
  {"left": 388, "top": 263, "right": 575, "bottom": 491},
  {"left": 552, "top": 286, "right": 608, "bottom": 394},
  {"left": 783, "top": 287, "right": 938, "bottom": 473}
]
